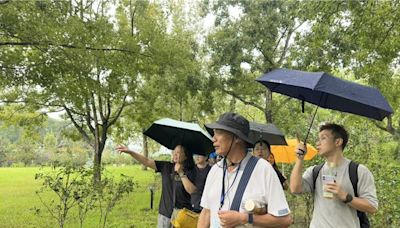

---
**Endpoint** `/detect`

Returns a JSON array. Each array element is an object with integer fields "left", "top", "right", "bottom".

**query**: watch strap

[
  {"left": 343, "top": 193, "right": 353, "bottom": 204},
  {"left": 248, "top": 213, "right": 253, "bottom": 224}
]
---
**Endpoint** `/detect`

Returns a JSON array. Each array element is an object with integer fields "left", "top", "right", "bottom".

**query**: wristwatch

[
  {"left": 343, "top": 193, "right": 353, "bottom": 204},
  {"left": 247, "top": 213, "right": 253, "bottom": 225}
]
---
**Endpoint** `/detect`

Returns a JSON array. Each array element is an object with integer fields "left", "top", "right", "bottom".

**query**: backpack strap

[
  {"left": 312, "top": 163, "right": 324, "bottom": 190},
  {"left": 348, "top": 161, "right": 359, "bottom": 196},
  {"left": 348, "top": 161, "right": 370, "bottom": 227},
  {"left": 230, "top": 156, "right": 259, "bottom": 211},
  {"left": 312, "top": 160, "right": 369, "bottom": 227}
]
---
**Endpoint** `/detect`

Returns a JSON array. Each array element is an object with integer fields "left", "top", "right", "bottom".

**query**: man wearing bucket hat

[{"left": 198, "top": 112, "right": 292, "bottom": 228}]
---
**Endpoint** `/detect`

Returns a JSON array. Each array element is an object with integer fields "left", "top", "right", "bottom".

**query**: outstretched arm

[
  {"left": 290, "top": 143, "right": 307, "bottom": 193},
  {"left": 116, "top": 145, "right": 156, "bottom": 170}
]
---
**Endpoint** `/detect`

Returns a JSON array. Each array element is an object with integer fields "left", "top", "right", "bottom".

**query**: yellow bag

[{"left": 171, "top": 208, "right": 199, "bottom": 228}]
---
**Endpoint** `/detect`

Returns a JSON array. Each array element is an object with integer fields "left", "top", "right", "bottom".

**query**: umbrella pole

[{"left": 304, "top": 106, "right": 319, "bottom": 144}]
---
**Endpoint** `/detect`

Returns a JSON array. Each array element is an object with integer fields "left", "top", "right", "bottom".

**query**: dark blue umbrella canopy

[
  {"left": 143, "top": 118, "right": 214, "bottom": 156},
  {"left": 256, "top": 68, "right": 393, "bottom": 121}
]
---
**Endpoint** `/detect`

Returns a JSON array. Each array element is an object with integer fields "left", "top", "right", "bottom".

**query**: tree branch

[
  {"left": 277, "top": 21, "right": 305, "bottom": 65},
  {"left": 0, "top": 41, "right": 151, "bottom": 56},
  {"left": 0, "top": 0, "right": 10, "bottom": 5},
  {"left": 98, "top": 93, "right": 105, "bottom": 122},
  {"left": 108, "top": 95, "right": 128, "bottom": 126},
  {"left": 64, "top": 105, "right": 93, "bottom": 147},
  {"left": 258, "top": 40, "right": 276, "bottom": 67},
  {"left": 95, "top": 69, "right": 106, "bottom": 123},
  {"left": 90, "top": 92, "right": 100, "bottom": 152},
  {"left": 105, "top": 96, "right": 111, "bottom": 121},
  {"left": 273, "top": 26, "right": 288, "bottom": 55},
  {"left": 85, "top": 98, "right": 96, "bottom": 135},
  {"left": 222, "top": 88, "right": 264, "bottom": 112},
  {"left": 373, "top": 115, "right": 399, "bottom": 138}
]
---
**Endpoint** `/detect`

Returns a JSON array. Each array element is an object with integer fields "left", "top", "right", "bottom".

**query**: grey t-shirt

[{"left": 301, "top": 158, "right": 378, "bottom": 228}]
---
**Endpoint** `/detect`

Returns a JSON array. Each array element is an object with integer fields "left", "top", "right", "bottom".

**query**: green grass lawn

[{"left": 0, "top": 166, "right": 160, "bottom": 228}]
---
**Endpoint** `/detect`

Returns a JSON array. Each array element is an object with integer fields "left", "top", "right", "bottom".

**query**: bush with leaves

[
  {"left": 97, "top": 171, "right": 135, "bottom": 228},
  {"left": 34, "top": 164, "right": 135, "bottom": 228}
]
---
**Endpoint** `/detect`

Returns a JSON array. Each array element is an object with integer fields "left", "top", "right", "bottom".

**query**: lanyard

[{"left": 219, "top": 159, "right": 241, "bottom": 210}]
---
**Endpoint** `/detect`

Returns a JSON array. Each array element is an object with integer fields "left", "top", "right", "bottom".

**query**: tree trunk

[
  {"left": 142, "top": 133, "right": 148, "bottom": 170},
  {"left": 264, "top": 89, "right": 273, "bottom": 123},
  {"left": 93, "top": 124, "right": 108, "bottom": 185},
  {"left": 93, "top": 145, "right": 102, "bottom": 184}
]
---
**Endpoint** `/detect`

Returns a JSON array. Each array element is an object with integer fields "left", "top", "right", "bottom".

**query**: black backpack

[{"left": 312, "top": 161, "right": 370, "bottom": 228}]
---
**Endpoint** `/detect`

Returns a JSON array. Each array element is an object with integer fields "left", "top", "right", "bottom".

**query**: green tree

[
  {"left": 202, "top": 0, "right": 312, "bottom": 123},
  {"left": 0, "top": 0, "right": 200, "bottom": 181},
  {"left": 289, "top": 0, "right": 400, "bottom": 141},
  {"left": 113, "top": 0, "right": 215, "bottom": 164}
]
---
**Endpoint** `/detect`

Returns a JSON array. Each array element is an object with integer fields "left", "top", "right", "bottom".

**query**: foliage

[
  {"left": 97, "top": 171, "right": 135, "bottom": 228},
  {"left": 34, "top": 165, "right": 94, "bottom": 228},
  {"left": 369, "top": 153, "right": 400, "bottom": 227},
  {"left": 0, "top": 0, "right": 204, "bottom": 181},
  {"left": 202, "top": 0, "right": 313, "bottom": 122},
  {"left": 289, "top": 0, "right": 400, "bottom": 138},
  {"left": 34, "top": 164, "right": 135, "bottom": 228}
]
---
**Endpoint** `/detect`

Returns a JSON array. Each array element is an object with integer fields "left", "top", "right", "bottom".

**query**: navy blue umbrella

[{"left": 256, "top": 68, "right": 394, "bottom": 142}]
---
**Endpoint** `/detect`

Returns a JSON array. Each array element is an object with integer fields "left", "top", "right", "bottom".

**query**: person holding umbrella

[
  {"left": 253, "top": 140, "right": 288, "bottom": 190},
  {"left": 198, "top": 112, "right": 291, "bottom": 228},
  {"left": 117, "top": 144, "right": 197, "bottom": 228},
  {"left": 290, "top": 123, "right": 378, "bottom": 227}
]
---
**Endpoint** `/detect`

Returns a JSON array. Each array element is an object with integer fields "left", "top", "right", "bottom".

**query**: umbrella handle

[{"left": 295, "top": 133, "right": 307, "bottom": 156}]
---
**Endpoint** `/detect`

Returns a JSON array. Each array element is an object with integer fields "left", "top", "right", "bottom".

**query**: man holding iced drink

[{"left": 289, "top": 123, "right": 378, "bottom": 227}]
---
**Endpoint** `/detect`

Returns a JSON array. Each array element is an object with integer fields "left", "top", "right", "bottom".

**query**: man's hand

[
  {"left": 295, "top": 143, "right": 307, "bottom": 160},
  {"left": 325, "top": 182, "right": 347, "bottom": 201},
  {"left": 218, "top": 210, "right": 247, "bottom": 228}
]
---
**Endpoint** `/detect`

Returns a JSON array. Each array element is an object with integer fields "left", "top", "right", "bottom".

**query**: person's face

[
  {"left": 194, "top": 154, "right": 207, "bottom": 165},
  {"left": 316, "top": 129, "right": 341, "bottom": 157},
  {"left": 253, "top": 142, "right": 270, "bottom": 159},
  {"left": 172, "top": 145, "right": 187, "bottom": 164},
  {"left": 212, "top": 129, "right": 235, "bottom": 156},
  {"left": 266, "top": 153, "right": 275, "bottom": 165}
]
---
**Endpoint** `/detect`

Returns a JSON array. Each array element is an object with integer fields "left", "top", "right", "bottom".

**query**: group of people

[{"left": 117, "top": 112, "right": 378, "bottom": 228}]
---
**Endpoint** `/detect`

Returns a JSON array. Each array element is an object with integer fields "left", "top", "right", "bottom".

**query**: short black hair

[
  {"left": 319, "top": 123, "right": 349, "bottom": 150},
  {"left": 254, "top": 140, "right": 271, "bottom": 152}
]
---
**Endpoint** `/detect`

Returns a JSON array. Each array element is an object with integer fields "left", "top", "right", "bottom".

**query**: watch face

[{"left": 345, "top": 194, "right": 353, "bottom": 203}]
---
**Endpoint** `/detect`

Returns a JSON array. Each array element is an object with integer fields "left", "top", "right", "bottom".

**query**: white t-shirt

[
  {"left": 301, "top": 158, "right": 378, "bottom": 228},
  {"left": 201, "top": 152, "right": 290, "bottom": 228}
]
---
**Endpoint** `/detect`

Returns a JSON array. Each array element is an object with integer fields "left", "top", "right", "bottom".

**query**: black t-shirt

[
  {"left": 191, "top": 164, "right": 211, "bottom": 212},
  {"left": 155, "top": 161, "right": 196, "bottom": 218},
  {"left": 273, "top": 166, "right": 287, "bottom": 187}
]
